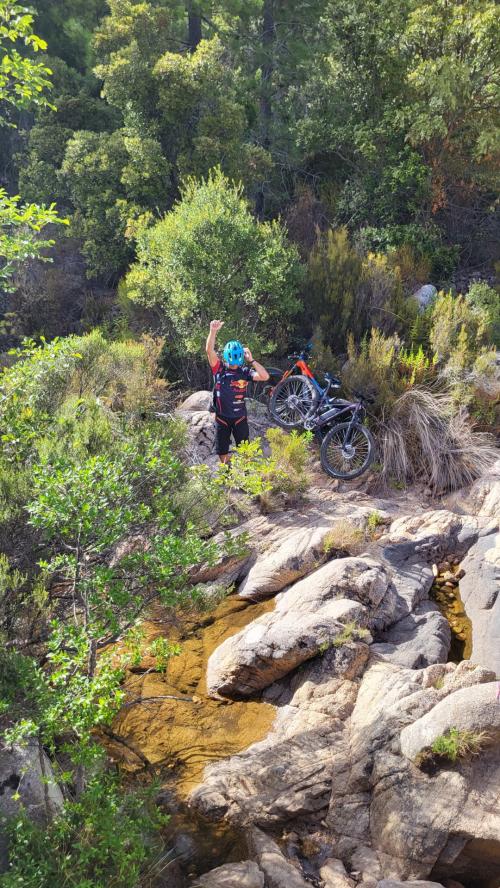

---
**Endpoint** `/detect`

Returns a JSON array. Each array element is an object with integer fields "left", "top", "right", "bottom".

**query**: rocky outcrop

[
  {"left": 320, "top": 858, "right": 356, "bottom": 888},
  {"left": 192, "top": 642, "right": 369, "bottom": 824},
  {"left": 462, "top": 457, "right": 500, "bottom": 523},
  {"left": 207, "top": 596, "right": 366, "bottom": 697},
  {"left": 0, "top": 742, "right": 64, "bottom": 870},
  {"left": 247, "top": 827, "right": 312, "bottom": 888},
  {"left": 371, "top": 601, "right": 451, "bottom": 669},
  {"left": 400, "top": 681, "right": 500, "bottom": 760},
  {"left": 188, "top": 468, "right": 500, "bottom": 887},
  {"left": 207, "top": 557, "right": 395, "bottom": 697},
  {"left": 237, "top": 523, "right": 333, "bottom": 602},
  {"left": 192, "top": 860, "right": 264, "bottom": 888},
  {"left": 238, "top": 508, "right": 385, "bottom": 602},
  {"left": 459, "top": 525, "right": 500, "bottom": 676}
]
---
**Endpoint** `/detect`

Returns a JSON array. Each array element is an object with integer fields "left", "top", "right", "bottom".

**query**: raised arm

[
  {"left": 244, "top": 347, "right": 269, "bottom": 382},
  {"left": 206, "top": 319, "right": 223, "bottom": 368}
]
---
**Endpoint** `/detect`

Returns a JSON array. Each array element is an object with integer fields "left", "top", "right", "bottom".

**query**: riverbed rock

[
  {"left": 399, "top": 681, "right": 500, "bottom": 760},
  {"left": 0, "top": 742, "right": 64, "bottom": 871},
  {"left": 371, "top": 601, "right": 451, "bottom": 668},
  {"left": 380, "top": 511, "right": 479, "bottom": 576},
  {"left": 238, "top": 510, "right": 379, "bottom": 602},
  {"left": 247, "top": 826, "right": 311, "bottom": 888},
  {"left": 320, "top": 858, "right": 355, "bottom": 888},
  {"left": 207, "top": 596, "right": 366, "bottom": 697},
  {"left": 377, "top": 881, "right": 445, "bottom": 888},
  {"left": 237, "top": 523, "right": 333, "bottom": 601},
  {"left": 464, "top": 458, "right": 500, "bottom": 522},
  {"left": 192, "top": 860, "right": 264, "bottom": 888},
  {"left": 208, "top": 556, "right": 397, "bottom": 697},
  {"left": 459, "top": 525, "right": 500, "bottom": 676},
  {"left": 192, "top": 643, "right": 369, "bottom": 825}
]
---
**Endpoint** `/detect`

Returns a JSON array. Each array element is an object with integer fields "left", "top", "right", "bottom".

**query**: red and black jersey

[{"left": 211, "top": 359, "right": 255, "bottom": 419}]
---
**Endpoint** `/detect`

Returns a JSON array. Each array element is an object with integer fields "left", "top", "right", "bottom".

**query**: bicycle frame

[
  {"left": 272, "top": 352, "right": 325, "bottom": 395},
  {"left": 303, "top": 376, "right": 366, "bottom": 440}
]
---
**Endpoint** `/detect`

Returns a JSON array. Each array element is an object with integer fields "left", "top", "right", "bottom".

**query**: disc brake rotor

[{"left": 341, "top": 444, "right": 355, "bottom": 459}]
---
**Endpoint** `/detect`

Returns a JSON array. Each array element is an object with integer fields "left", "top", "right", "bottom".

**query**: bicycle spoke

[
  {"left": 325, "top": 426, "right": 370, "bottom": 475},
  {"left": 274, "top": 378, "right": 314, "bottom": 424}
]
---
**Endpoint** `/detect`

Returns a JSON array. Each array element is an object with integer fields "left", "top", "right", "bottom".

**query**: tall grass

[{"left": 380, "top": 388, "right": 497, "bottom": 492}]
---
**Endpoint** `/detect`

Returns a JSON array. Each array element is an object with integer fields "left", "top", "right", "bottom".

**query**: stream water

[
  {"left": 104, "top": 594, "right": 277, "bottom": 880},
  {"left": 430, "top": 571, "right": 473, "bottom": 662},
  {"left": 101, "top": 562, "right": 474, "bottom": 881}
]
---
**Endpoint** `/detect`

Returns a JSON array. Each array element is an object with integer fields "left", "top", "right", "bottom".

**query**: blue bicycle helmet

[{"left": 223, "top": 340, "right": 244, "bottom": 366}]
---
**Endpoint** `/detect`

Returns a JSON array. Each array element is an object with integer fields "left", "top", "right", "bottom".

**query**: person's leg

[
  {"left": 233, "top": 416, "right": 250, "bottom": 448},
  {"left": 215, "top": 416, "right": 231, "bottom": 463}
]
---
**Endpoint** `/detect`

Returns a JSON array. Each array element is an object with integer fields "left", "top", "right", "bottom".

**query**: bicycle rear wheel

[
  {"left": 320, "top": 422, "right": 374, "bottom": 480},
  {"left": 246, "top": 367, "right": 283, "bottom": 409},
  {"left": 270, "top": 374, "right": 319, "bottom": 430}
]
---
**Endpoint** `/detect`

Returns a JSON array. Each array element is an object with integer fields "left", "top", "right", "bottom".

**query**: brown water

[
  {"left": 430, "top": 575, "right": 472, "bottom": 662},
  {"left": 105, "top": 595, "right": 276, "bottom": 798}
]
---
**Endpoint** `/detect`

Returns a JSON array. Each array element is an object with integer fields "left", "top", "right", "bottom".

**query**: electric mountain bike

[
  {"left": 303, "top": 375, "right": 375, "bottom": 480},
  {"left": 268, "top": 343, "right": 331, "bottom": 429},
  {"left": 251, "top": 343, "right": 376, "bottom": 480}
]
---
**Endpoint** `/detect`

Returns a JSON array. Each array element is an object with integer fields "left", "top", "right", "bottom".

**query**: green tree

[
  {"left": 124, "top": 168, "right": 303, "bottom": 358},
  {"left": 0, "top": 0, "right": 54, "bottom": 119},
  {"left": 401, "top": 0, "right": 499, "bottom": 210},
  {"left": 306, "top": 227, "right": 363, "bottom": 353},
  {"left": 60, "top": 128, "right": 170, "bottom": 278},
  {"left": 0, "top": 1, "right": 67, "bottom": 286}
]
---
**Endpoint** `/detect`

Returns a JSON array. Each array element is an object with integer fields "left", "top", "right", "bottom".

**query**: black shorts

[{"left": 215, "top": 414, "right": 249, "bottom": 455}]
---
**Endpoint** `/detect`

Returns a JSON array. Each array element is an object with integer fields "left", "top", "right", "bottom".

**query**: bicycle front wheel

[
  {"left": 320, "top": 422, "right": 374, "bottom": 480},
  {"left": 270, "top": 374, "right": 319, "bottom": 429}
]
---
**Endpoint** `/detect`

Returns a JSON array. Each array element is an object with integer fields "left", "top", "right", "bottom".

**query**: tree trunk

[
  {"left": 187, "top": 3, "right": 202, "bottom": 52},
  {"left": 256, "top": 0, "right": 275, "bottom": 217}
]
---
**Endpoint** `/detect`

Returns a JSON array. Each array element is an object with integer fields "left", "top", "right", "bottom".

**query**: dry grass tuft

[
  {"left": 324, "top": 520, "right": 366, "bottom": 556},
  {"left": 379, "top": 388, "right": 497, "bottom": 493}
]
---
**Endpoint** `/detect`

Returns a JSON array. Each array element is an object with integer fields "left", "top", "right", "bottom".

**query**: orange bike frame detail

[{"left": 296, "top": 359, "right": 315, "bottom": 378}]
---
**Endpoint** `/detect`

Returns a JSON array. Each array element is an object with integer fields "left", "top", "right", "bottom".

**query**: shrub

[
  {"left": 367, "top": 510, "right": 384, "bottom": 536},
  {"left": 217, "top": 430, "right": 311, "bottom": 512},
  {"left": 323, "top": 520, "right": 366, "bottom": 556},
  {"left": 430, "top": 291, "right": 491, "bottom": 368},
  {"left": 319, "top": 621, "right": 370, "bottom": 652},
  {"left": 343, "top": 329, "right": 496, "bottom": 492},
  {"left": 343, "top": 328, "right": 436, "bottom": 411},
  {"left": 359, "top": 251, "right": 417, "bottom": 337},
  {"left": 306, "top": 227, "right": 363, "bottom": 353},
  {"left": 465, "top": 281, "right": 500, "bottom": 347},
  {"left": 0, "top": 775, "right": 166, "bottom": 888},
  {"left": 265, "top": 427, "right": 311, "bottom": 496},
  {"left": 0, "top": 332, "right": 166, "bottom": 442},
  {"left": 124, "top": 168, "right": 303, "bottom": 360},
  {"left": 354, "top": 223, "right": 459, "bottom": 281}
]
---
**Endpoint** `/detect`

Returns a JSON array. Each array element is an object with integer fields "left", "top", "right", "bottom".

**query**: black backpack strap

[{"left": 210, "top": 363, "right": 224, "bottom": 413}]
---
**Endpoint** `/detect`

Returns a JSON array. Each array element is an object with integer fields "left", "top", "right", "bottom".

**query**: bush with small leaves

[{"left": 0, "top": 774, "right": 167, "bottom": 888}]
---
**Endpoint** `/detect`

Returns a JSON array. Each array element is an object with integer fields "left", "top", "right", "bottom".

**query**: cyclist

[{"left": 206, "top": 319, "right": 269, "bottom": 463}]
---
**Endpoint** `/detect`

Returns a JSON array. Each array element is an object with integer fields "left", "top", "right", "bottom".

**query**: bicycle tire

[
  {"left": 270, "top": 374, "right": 319, "bottom": 430},
  {"left": 246, "top": 367, "right": 283, "bottom": 406},
  {"left": 320, "top": 422, "right": 375, "bottom": 480}
]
